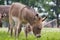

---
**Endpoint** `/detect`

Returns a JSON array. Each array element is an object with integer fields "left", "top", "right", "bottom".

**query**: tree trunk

[{"left": 56, "top": 13, "right": 59, "bottom": 27}]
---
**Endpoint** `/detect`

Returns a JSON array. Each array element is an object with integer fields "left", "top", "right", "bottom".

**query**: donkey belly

[
  {"left": 12, "top": 16, "right": 18, "bottom": 22},
  {"left": 21, "top": 18, "right": 28, "bottom": 24},
  {"left": 12, "top": 16, "right": 28, "bottom": 25}
]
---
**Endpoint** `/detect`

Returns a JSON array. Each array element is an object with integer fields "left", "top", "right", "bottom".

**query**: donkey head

[{"left": 32, "top": 14, "right": 42, "bottom": 38}]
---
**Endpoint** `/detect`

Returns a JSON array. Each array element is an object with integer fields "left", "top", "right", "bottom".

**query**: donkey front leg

[
  {"left": 17, "top": 23, "right": 22, "bottom": 37},
  {"left": 24, "top": 23, "right": 31, "bottom": 40},
  {"left": 25, "top": 27, "right": 28, "bottom": 40}
]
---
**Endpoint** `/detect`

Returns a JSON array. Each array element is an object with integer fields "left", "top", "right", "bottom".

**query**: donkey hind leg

[
  {"left": 8, "top": 25, "right": 10, "bottom": 33},
  {"left": 9, "top": 17, "right": 14, "bottom": 36},
  {"left": 14, "top": 19, "right": 21, "bottom": 37}
]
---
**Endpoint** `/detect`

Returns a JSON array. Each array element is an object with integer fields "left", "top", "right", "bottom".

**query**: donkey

[{"left": 8, "top": 2, "right": 47, "bottom": 38}]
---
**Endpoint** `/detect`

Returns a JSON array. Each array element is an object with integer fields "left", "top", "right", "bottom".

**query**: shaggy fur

[{"left": 8, "top": 2, "right": 47, "bottom": 38}]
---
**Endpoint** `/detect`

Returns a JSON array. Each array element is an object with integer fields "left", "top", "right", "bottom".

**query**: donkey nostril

[
  {"left": 37, "top": 35, "right": 41, "bottom": 38},
  {"left": 36, "top": 34, "right": 41, "bottom": 38}
]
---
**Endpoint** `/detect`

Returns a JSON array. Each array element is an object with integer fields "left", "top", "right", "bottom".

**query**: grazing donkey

[{"left": 8, "top": 2, "right": 47, "bottom": 38}]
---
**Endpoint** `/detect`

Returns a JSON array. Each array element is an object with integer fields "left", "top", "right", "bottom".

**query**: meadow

[{"left": 0, "top": 28, "right": 60, "bottom": 40}]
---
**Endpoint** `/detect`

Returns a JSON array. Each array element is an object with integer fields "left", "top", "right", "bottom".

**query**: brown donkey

[{"left": 8, "top": 2, "right": 47, "bottom": 38}]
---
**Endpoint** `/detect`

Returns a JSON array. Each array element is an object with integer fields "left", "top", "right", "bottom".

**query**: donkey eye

[{"left": 36, "top": 14, "right": 38, "bottom": 17}]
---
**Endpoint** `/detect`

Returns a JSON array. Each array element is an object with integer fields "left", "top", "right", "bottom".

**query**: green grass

[{"left": 0, "top": 28, "right": 60, "bottom": 40}]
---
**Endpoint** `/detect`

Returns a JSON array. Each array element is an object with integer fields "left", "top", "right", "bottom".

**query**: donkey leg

[
  {"left": 8, "top": 25, "right": 10, "bottom": 33},
  {"left": 10, "top": 27, "right": 13, "bottom": 36},
  {"left": 24, "top": 23, "right": 29, "bottom": 38},
  {"left": 14, "top": 19, "right": 21, "bottom": 37},
  {"left": 17, "top": 24, "right": 22, "bottom": 37},
  {"left": 9, "top": 16, "right": 14, "bottom": 36},
  {"left": 25, "top": 26, "right": 28, "bottom": 40},
  {"left": 25, "top": 23, "right": 31, "bottom": 40}
]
